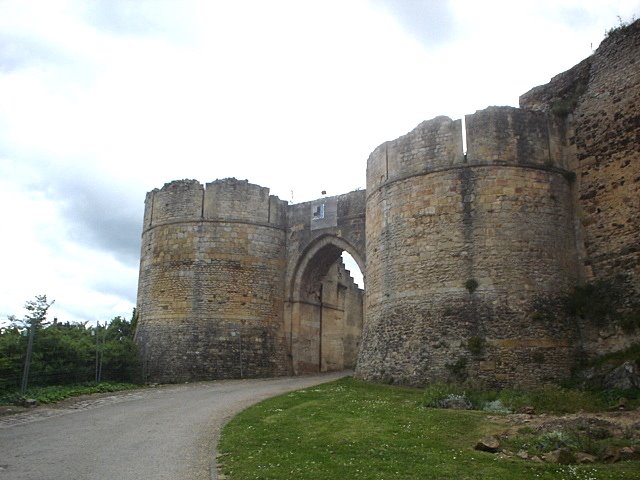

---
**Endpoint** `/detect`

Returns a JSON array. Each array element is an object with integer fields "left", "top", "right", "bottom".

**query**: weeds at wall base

[
  {"left": 0, "top": 382, "right": 141, "bottom": 406},
  {"left": 421, "top": 381, "right": 640, "bottom": 413}
]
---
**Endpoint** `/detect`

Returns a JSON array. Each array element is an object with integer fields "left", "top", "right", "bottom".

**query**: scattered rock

[
  {"left": 575, "top": 452, "right": 597, "bottom": 464},
  {"left": 619, "top": 446, "right": 640, "bottom": 461},
  {"left": 600, "top": 446, "right": 621, "bottom": 463},
  {"left": 476, "top": 403, "right": 640, "bottom": 465},
  {"left": 21, "top": 399, "right": 38, "bottom": 408},
  {"left": 474, "top": 436, "right": 500, "bottom": 453},
  {"left": 439, "top": 395, "right": 472, "bottom": 410},
  {"left": 542, "top": 448, "right": 576, "bottom": 464},
  {"left": 517, "top": 406, "right": 535, "bottom": 415},
  {"left": 603, "top": 361, "right": 640, "bottom": 390}
]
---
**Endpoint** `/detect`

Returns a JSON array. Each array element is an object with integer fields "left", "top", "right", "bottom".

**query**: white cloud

[{"left": 0, "top": 0, "right": 637, "bottom": 324}]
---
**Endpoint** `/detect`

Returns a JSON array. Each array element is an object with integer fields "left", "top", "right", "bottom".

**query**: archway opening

[
  {"left": 289, "top": 240, "right": 365, "bottom": 374},
  {"left": 342, "top": 251, "right": 364, "bottom": 289}
]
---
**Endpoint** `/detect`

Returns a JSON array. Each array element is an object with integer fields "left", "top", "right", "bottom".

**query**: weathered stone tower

[
  {"left": 357, "top": 110, "right": 580, "bottom": 386},
  {"left": 136, "top": 20, "right": 639, "bottom": 386},
  {"left": 136, "top": 179, "right": 290, "bottom": 382}
]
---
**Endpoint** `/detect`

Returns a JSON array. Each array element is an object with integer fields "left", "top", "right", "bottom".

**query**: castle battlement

[{"left": 142, "top": 178, "right": 288, "bottom": 233}]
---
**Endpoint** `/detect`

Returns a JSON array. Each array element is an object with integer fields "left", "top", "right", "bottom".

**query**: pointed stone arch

[
  {"left": 290, "top": 234, "right": 365, "bottom": 301},
  {"left": 286, "top": 234, "right": 365, "bottom": 374}
]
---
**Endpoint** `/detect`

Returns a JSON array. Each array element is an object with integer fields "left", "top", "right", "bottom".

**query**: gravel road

[{"left": 0, "top": 372, "right": 348, "bottom": 480}]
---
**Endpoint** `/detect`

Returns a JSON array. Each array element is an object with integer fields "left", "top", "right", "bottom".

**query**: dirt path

[{"left": 0, "top": 372, "right": 348, "bottom": 480}]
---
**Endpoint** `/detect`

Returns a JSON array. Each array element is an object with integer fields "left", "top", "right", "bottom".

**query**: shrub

[
  {"left": 445, "top": 357, "right": 468, "bottom": 381},
  {"left": 482, "top": 399, "right": 511, "bottom": 414},
  {"left": 437, "top": 393, "right": 472, "bottom": 410},
  {"left": 466, "top": 336, "right": 485, "bottom": 356},
  {"left": 464, "top": 279, "right": 478, "bottom": 293},
  {"left": 605, "top": 15, "right": 637, "bottom": 38},
  {"left": 423, "top": 382, "right": 464, "bottom": 408},
  {"left": 620, "top": 311, "right": 640, "bottom": 333},
  {"left": 564, "top": 280, "right": 620, "bottom": 326}
]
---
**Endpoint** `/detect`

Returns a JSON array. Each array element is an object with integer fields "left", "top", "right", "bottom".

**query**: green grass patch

[
  {"left": 0, "top": 381, "right": 141, "bottom": 405},
  {"left": 218, "top": 378, "right": 640, "bottom": 479}
]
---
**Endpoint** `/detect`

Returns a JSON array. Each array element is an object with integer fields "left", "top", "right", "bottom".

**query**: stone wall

[{"left": 520, "top": 19, "right": 640, "bottom": 357}]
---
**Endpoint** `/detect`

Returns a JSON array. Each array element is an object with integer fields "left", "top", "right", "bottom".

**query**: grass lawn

[{"left": 218, "top": 377, "right": 640, "bottom": 479}]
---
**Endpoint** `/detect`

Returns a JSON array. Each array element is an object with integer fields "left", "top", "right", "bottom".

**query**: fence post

[
  {"left": 95, "top": 322, "right": 100, "bottom": 383},
  {"left": 20, "top": 325, "right": 35, "bottom": 394}
]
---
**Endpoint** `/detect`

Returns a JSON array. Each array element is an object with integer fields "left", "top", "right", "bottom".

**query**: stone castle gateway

[{"left": 136, "top": 22, "right": 639, "bottom": 387}]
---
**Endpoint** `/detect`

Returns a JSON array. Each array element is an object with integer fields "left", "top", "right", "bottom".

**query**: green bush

[
  {"left": 620, "top": 311, "right": 640, "bottom": 333},
  {"left": 564, "top": 280, "right": 620, "bottom": 326},
  {"left": 445, "top": 357, "right": 468, "bottom": 381},
  {"left": 1, "top": 299, "right": 141, "bottom": 395},
  {"left": 464, "top": 279, "right": 478, "bottom": 293},
  {"left": 466, "top": 336, "right": 485, "bottom": 355},
  {"left": 423, "top": 382, "right": 466, "bottom": 408}
]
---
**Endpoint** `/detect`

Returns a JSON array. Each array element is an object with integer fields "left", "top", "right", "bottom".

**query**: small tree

[
  {"left": 101, "top": 313, "right": 140, "bottom": 383},
  {"left": 15, "top": 295, "right": 54, "bottom": 393}
]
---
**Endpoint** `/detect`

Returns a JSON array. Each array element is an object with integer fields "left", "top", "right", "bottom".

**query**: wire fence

[{"left": 1, "top": 315, "right": 140, "bottom": 395}]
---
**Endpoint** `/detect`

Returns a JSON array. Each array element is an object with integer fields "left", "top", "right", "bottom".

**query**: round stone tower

[
  {"left": 135, "top": 178, "right": 289, "bottom": 382},
  {"left": 356, "top": 107, "right": 581, "bottom": 387}
]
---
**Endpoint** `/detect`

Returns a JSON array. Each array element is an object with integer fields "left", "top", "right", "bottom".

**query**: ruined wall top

[
  {"left": 465, "top": 106, "right": 571, "bottom": 170},
  {"left": 367, "top": 106, "right": 572, "bottom": 194},
  {"left": 142, "top": 178, "right": 288, "bottom": 231},
  {"left": 366, "top": 116, "right": 463, "bottom": 192}
]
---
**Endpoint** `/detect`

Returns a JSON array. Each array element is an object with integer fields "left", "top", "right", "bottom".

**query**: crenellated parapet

[
  {"left": 367, "top": 107, "right": 573, "bottom": 197},
  {"left": 204, "top": 178, "right": 288, "bottom": 226},
  {"left": 142, "top": 178, "right": 287, "bottom": 232},
  {"left": 143, "top": 179, "right": 203, "bottom": 228}
]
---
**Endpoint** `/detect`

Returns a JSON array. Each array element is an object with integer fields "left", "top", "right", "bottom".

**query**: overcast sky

[{"left": 0, "top": 0, "right": 637, "bottom": 326}]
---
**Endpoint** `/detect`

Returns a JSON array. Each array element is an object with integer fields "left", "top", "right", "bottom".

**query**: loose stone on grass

[
  {"left": 542, "top": 448, "right": 576, "bottom": 464},
  {"left": 474, "top": 436, "right": 500, "bottom": 453},
  {"left": 575, "top": 452, "right": 597, "bottom": 464}
]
